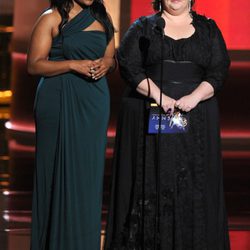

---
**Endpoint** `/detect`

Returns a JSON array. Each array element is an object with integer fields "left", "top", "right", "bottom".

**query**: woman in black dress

[{"left": 105, "top": 0, "right": 230, "bottom": 249}]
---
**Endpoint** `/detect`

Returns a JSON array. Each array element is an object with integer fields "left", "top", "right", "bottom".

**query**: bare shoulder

[{"left": 32, "top": 8, "right": 61, "bottom": 34}]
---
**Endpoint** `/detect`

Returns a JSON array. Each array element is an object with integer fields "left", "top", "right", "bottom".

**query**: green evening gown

[{"left": 31, "top": 7, "right": 109, "bottom": 250}]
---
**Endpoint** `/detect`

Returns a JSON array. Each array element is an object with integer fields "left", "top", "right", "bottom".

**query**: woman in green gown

[{"left": 27, "top": 0, "right": 115, "bottom": 249}]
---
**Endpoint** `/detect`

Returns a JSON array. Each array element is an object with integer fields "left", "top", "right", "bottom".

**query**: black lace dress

[{"left": 105, "top": 12, "right": 231, "bottom": 250}]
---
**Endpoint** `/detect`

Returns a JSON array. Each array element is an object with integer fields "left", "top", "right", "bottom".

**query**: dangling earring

[
  {"left": 159, "top": 0, "right": 162, "bottom": 12},
  {"left": 189, "top": 0, "right": 193, "bottom": 17},
  {"left": 188, "top": 0, "right": 192, "bottom": 12}
]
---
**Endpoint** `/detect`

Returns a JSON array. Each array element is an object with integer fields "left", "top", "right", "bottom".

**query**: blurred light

[
  {"left": 5, "top": 121, "right": 12, "bottom": 129},
  {"left": 5, "top": 121, "right": 35, "bottom": 133},
  {"left": 0, "top": 90, "right": 12, "bottom": 104},
  {"left": 107, "top": 128, "right": 116, "bottom": 137},
  {"left": 221, "top": 130, "right": 250, "bottom": 139},
  {"left": 223, "top": 151, "right": 250, "bottom": 159},
  {"left": 0, "top": 174, "right": 10, "bottom": 178},
  {"left": 0, "top": 107, "right": 10, "bottom": 119},
  {"left": 0, "top": 26, "right": 14, "bottom": 33},
  {"left": 12, "top": 52, "right": 27, "bottom": 60},
  {"left": 0, "top": 181, "right": 10, "bottom": 187},
  {"left": 0, "top": 90, "right": 12, "bottom": 98},
  {"left": 3, "top": 214, "right": 10, "bottom": 222},
  {"left": 3, "top": 190, "right": 10, "bottom": 196},
  {"left": 0, "top": 156, "right": 10, "bottom": 161},
  {"left": 2, "top": 213, "right": 31, "bottom": 223},
  {"left": 8, "top": 140, "right": 35, "bottom": 153},
  {"left": 106, "top": 147, "right": 114, "bottom": 158},
  {"left": 0, "top": 113, "right": 10, "bottom": 119},
  {"left": 2, "top": 191, "right": 31, "bottom": 196}
]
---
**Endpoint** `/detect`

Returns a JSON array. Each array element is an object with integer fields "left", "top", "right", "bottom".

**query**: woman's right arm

[
  {"left": 27, "top": 11, "right": 93, "bottom": 77},
  {"left": 137, "top": 78, "right": 176, "bottom": 113},
  {"left": 117, "top": 19, "right": 175, "bottom": 113}
]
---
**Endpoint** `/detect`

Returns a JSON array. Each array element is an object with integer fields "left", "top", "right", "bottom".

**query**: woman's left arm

[
  {"left": 91, "top": 36, "right": 115, "bottom": 80},
  {"left": 176, "top": 19, "right": 230, "bottom": 112},
  {"left": 175, "top": 81, "right": 214, "bottom": 112}
]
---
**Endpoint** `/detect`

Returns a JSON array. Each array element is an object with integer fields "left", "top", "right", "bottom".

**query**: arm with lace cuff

[
  {"left": 117, "top": 18, "right": 148, "bottom": 90},
  {"left": 203, "top": 19, "right": 231, "bottom": 95}
]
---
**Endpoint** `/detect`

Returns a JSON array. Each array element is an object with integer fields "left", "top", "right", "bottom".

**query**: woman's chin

[
  {"left": 76, "top": 0, "right": 94, "bottom": 6},
  {"left": 168, "top": 4, "right": 187, "bottom": 13}
]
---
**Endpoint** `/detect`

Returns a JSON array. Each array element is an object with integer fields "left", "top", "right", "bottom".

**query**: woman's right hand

[
  {"left": 136, "top": 79, "right": 176, "bottom": 114},
  {"left": 69, "top": 60, "right": 95, "bottom": 77},
  {"left": 154, "top": 93, "right": 176, "bottom": 114}
]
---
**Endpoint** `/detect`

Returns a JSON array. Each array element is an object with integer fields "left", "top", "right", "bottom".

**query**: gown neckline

[
  {"left": 65, "top": 9, "right": 86, "bottom": 25},
  {"left": 52, "top": 8, "right": 92, "bottom": 40},
  {"left": 164, "top": 28, "right": 196, "bottom": 42}
]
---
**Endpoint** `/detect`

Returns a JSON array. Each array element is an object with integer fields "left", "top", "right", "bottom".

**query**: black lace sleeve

[
  {"left": 117, "top": 18, "right": 147, "bottom": 89},
  {"left": 204, "top": 19, "right": 230, "bottom": 93}
]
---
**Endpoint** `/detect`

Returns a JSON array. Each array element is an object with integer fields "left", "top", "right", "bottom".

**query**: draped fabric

[
  {"left": 31, "top": 8, "right": 110, "bottom": 250},
  {"left": 105, "top": 12, "right": 230, "bottom": 250}
]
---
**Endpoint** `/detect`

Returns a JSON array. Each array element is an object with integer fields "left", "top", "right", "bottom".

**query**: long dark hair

[
  {"left": 50, "top": 0, "right": 114, "bottom": 42},
  {"left": 152, "top": 0, "right": 195, "bottom": 12}
]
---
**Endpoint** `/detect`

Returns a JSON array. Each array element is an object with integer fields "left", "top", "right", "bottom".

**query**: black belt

[{"left": 145, "top": 60, "right": 204, "bottom": 85}]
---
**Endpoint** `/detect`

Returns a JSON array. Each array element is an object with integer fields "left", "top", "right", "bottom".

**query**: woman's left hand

[
  {"left": 91, "top": 57, "right": 114, "bottom": 80},
  {"left": 175, "top": 93, "right": 201, "bottom": 112}
]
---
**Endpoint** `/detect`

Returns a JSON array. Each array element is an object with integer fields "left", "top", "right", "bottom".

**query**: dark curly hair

[
  {"left": 50, "top": 0, "right": 114, "bottom": 42},
  {"left": 152, "top": 0, "right": 195, "bottom": 12}
]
